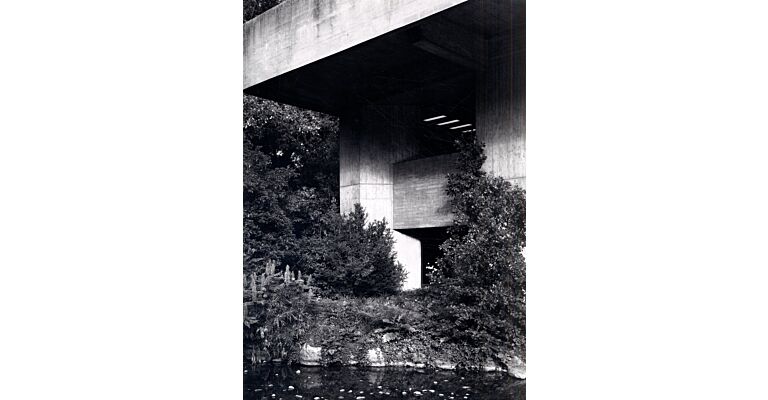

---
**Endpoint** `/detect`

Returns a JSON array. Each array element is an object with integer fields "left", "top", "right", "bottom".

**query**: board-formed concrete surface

[
  {"left": 393, "top": 153, "right": 457, "bottom": 230},
  {"left": 245, "top": 0, "right": 467, "bottom": 89},
  {"left": 477, "top": 31, "right": 526, "bottom": 188}
]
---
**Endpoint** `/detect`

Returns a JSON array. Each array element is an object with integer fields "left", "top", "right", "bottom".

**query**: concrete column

[
  {"left": 393, "top": 231, "right": 421, "bottom": 289},
  {"left": 339, "top": 106, "right": 422, "bottom": 290},
  {"left": 476, "top": 27, "right": 525, "bottom": 188}
]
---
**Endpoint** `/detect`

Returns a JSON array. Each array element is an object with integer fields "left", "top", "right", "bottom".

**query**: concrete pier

[{"left": 245, "top": 0, "right": 525, "bottom": 289}]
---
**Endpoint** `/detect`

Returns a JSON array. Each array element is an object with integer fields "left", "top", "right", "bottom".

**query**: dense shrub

[
  {"left": 428, "top": 133, "right": 526, "bottom": 356},
  {"left": 244, "top": 259, "right": 407, "bottom": 364},
  {"left": 243, "top": 143, "right": 298, "bottom": 270},
  {"left": 243, "top": 95, "right": 338, "bottom": 275},
  {"left": 312, "top": 204, "right": 406, "bottom": 297},
  {"left": 244, "top": 261, "right": 317, "bottom": 362},
  {"left": 243, "top": 95, "right": 403, "bottom": 297}
]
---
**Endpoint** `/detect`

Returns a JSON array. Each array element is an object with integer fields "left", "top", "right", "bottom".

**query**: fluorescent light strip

[
  {"left": 450, "top": 124, "right": 473, "bottom": 130},
  {"left": 423, "top": 115, "right": 446, "bottom": 122},
  {"left": 437, "top": 119, "right": 460, "bottom": 126}
]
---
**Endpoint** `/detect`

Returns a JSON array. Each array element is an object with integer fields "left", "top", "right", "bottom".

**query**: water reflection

[{"left": 245, "top": 364, "right": 525, "bottom": 400}]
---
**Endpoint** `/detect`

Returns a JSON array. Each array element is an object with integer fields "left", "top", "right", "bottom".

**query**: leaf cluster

[
  {"left": 311, "top": 204, "right": 406, "bottom": 297},
  {"left": 428, "top": 133, "right": 526, "bottom": 356},
  {"left": 243, "top": 95, "right": 403, "bottom": 296},
  {"left": 243, "top": 0, "right": 283, "bottom": 22}
]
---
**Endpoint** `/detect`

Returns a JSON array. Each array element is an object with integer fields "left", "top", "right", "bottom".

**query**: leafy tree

[
  {"left": 244, "top": 0, "right": 284, "bottom": 22},
  {"left": 243, "top": 95, "right": 339, "bottom": 274},
  {"left": 244, "top": 96, "right": 403, "bottom": 297},
  {"left": 243, "top": 95, "right": 338, "bottom": 200},
  {"left": 429, "top": 133, "right": 526, "bottom": 355},
  {"left": 243, "top": 140, "right": 297, "bottom": 268}
]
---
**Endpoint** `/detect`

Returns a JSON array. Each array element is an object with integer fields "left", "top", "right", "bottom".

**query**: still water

[{"left": 245, "top": 365, "right": 525, "bottom": 400}]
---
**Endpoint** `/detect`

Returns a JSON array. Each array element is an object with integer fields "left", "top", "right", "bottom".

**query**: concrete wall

[
  {"left": 339, "top": 106, "right": 422, "bottom": 222},
  {"left": 339, "top": 106, "right": 424, "bottom": 289},
  {"left": 244, "top": 0, "right": 468, "bottom": 89},
  {"left": 393, "top": 153, "right": 457, "bottom": 230},
  {"left": 476, "top": 30, "right": 526, "bottom": 188},
  {"left": 392, "top": 231, "right": 421, "bottom": 289}
]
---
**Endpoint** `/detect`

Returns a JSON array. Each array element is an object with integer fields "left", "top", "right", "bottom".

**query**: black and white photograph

[
  {"left": 242, "top": 0, "right": 526, "bottom": 398},
  {"left": 4, "top": 0, "right": 768, "bottom": 399}
]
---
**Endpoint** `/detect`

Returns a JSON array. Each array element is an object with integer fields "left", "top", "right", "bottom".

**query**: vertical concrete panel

[
  {"left": 340, "top": 106, "right": 423, "bottom": 217},
  {"left": 358, "top": 125, "right": 392, "bottom": 185},
  {"left": 393, "top": 153, "right": 457, "bottom": 229},
  {"left": 339, "top": 186, "right": 360, "bottom": 215},
  {"left": 339, "top": 105, "right": 424, "bottom": 287},
  {"left": 339, "top": 118, "right": 360, "bottom": 188},
  {"left": 476, "top": 27, "right": 525, "bottom": 188},
  {"left": 359, "top": 184, "right": 393, "bottom": 224},
  {"left": 339, "top": 117, "right": 361, "bottom": 215},
  {"left": 393, "top": 231, "right": 422, "bottom": 290}
]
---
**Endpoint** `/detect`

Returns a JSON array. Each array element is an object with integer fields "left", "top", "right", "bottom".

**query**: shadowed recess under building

[{"left": 244, "top": 0, "right": 525, "bottom": 289}]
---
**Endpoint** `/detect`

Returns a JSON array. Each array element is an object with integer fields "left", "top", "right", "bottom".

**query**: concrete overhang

[{"left": 244, "top": 0, "right": 523, "bottom": 115}]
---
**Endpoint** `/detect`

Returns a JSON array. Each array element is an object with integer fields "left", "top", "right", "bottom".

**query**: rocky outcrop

[
  {"left": 381, "top": 332, "right": 399, "bottom": 343},
  {"left": 295, "top": 341, "right": 526, "bottom": 379},
  {"left": 433, "top": 359, "right": 456, "bottom": 370},
  {"left": 503, "top": 355, "right": 526, "bottom": 380},
  {"left": 367, "top": 348, "right": 386, "bottom": 367}
]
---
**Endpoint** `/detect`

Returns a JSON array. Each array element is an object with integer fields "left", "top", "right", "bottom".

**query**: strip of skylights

[
  {"left": 436, "top": 119, "right": 460, "bottom": 126},
  {"left": 450, "top": 124, "right": 472, "bottom": 130},
  {"left": 423, "top": 115, "right": 446, "bottom": 122}
]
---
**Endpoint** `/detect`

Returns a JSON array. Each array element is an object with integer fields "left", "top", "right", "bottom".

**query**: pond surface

[{"left": 244, "top": 365, "right": 525, "bottom": 400}]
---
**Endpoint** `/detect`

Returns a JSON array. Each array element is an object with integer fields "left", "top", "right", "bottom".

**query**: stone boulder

[
  {"left": 298, "top": 344, "right": 322, "bottom": 366},
  {"left": 433, "top": 359, "right": 456, "bottom": 370},
  {"left": 498, "top": 353, "right": 526, "bottom": 379},
  {"left": 482, "top": 360, "right": 504, "bottom": 372},
  {"left": 381, "top": 332, "right": 399, "bottom": 343},
  {"left": 367, "top": 348, "right": 386, "bottom": 367}
]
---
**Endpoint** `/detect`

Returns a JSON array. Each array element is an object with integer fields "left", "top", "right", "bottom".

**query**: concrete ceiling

[{"left": 245, "top": 0, "right": 524, "bottom": 118}]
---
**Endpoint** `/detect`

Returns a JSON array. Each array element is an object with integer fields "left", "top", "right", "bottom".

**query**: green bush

[
  {"left": 428, "top": 133, "right": 526, "bottom": 356},
  {"left": 312, "top": 204, "right": 407, "bottom": 297},
  {"left": 243, "top": 94, "right": 403, "bottom": 297},
  {"left": 243, "top": 95, "right": 338, "bottom": 275}
]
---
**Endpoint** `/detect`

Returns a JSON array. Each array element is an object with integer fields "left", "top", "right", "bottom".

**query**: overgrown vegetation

[
  {"left": 244, "top": 112, "right": 527, "bottom": 365},
  {"left": 312, "top": 204, "right": 406, "bottom": 297},
  {"left": 244, "top": 0, "right": 525, "bottom": 358},
  {"left": 244, "top": 261, "right": 316, "bottom": 362},
  {"left": 243, "top": 95, "right": 338, "bottom": 273},
  {"left": 428, "top": 133, "right": 526, "bottom": 358},
  {"left": 244, "top": 94, "right": 405, "bottom": 299}
]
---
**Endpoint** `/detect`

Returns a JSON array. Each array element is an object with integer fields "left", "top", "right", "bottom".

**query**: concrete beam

[
  {"left": 409, "top": 17, "right": 486, "bottom": 70},
  {"left": 244, "top": 0, "right": 468, "bottom": 90}
]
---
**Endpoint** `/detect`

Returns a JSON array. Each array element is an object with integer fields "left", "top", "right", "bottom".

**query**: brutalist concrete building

[{"left": 244, "top": 0, "right": 525, "bottom": 289}]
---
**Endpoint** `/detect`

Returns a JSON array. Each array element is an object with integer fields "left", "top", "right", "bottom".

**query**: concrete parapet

[{"left": 245, "top": 0, "right": 468, "bottom": 89}]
